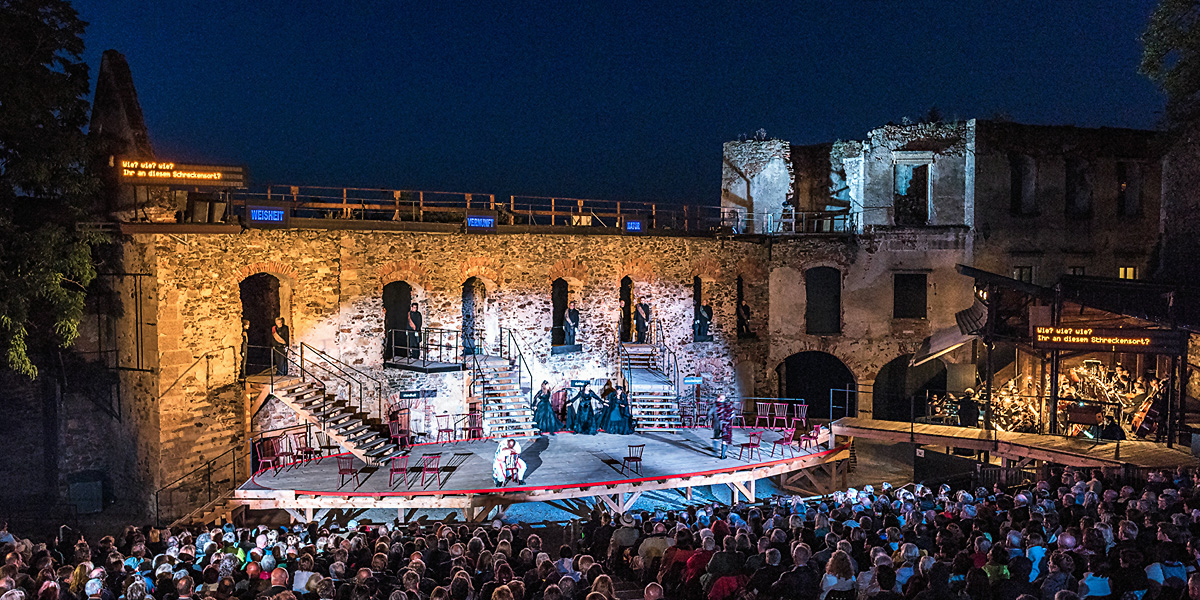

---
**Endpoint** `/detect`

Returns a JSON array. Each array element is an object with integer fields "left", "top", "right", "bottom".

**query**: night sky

[{"left": 72, "top": 1, "right": 1164, "bottom": 205}]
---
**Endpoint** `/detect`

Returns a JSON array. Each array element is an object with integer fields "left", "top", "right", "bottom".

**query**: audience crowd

[{"left": 3, "top": 466, "right": 1200, "bottom": 600}]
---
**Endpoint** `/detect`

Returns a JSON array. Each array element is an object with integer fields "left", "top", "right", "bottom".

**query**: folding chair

[
  {"left": 388, "top": 454, "right": 409, "bottom": 487},
  {"left": 621, "top": 444, "right": 646, "bottom": 476},
  {"left": 337, "top": 456, "right": 362, "bottom": 489},
  {"left": 738, "top": 431, "right": 763, "bottom": 461}
]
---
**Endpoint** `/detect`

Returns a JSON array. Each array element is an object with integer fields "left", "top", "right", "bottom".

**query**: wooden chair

[
  {"left": 738, "top": 431, "right": 763, "bottom": 461},
  {"left": 270, "top": 436, "right": 295, "bottom": 468},
  {"left": 464, "top": 411, "right": 484, "bottom": 440},
  {"left": 754, "top": 402, "right": 772, "bottom": 429},
  {"left": 435, "top": 414, "right": 455, "bottom": 444},
  {"left": 314, "top": 431, "right": 339, "bottom": 463},
  {"left": 770, "top": 428, "right": 798, "bottom": 458},
  {"left": 388, "top": 455, "right": 409, "bottom": 487},
  {"left": 256, "top": 438, "right": 285, "bottom": 473},
  {"left": 800, "top": 424, "right": 822, "bottom": 449},
  {"left": 336, "top": 456, "right": 362, "bottom": 489},
  {"left": 290, "top": 431, "right": 319, "bottom": 462},
  {"left": 621, "top": 444, "right": 646, "bottom": 476},
  {"left": 730, "top": 398, "right": 747, "bottom": 429},
  {"left": 418, "top": 453, "right": 441, "bottom": 487},
  {"left": 790, "top": 403, "right": 809, "bottom": 431},
  {"left": 772, "top": 403, "right": 790, "bottom": 429},
  {"left": 389, "top": 420, "right": 412, "bottom": 450},
  {"left": 501, "top": 454, "right": 521, "bottom": 486}
]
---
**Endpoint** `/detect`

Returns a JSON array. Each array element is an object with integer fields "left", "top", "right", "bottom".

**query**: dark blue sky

[{"left": 73, "top": 1, "right": 1164, "bottom": 205}]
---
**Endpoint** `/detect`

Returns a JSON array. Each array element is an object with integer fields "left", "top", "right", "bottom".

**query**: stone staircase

[
  {"left": 169, "top": 491, "right": 242, "bottom": 529},
  {"left": 472, "top": 357, "right": 537, "bottom": 438},
  {"left": 620, "top": 344, "right": 683, "bottom": 433},
  {"left": 255, "top": 377, "right": 400, "bottom": 465}
]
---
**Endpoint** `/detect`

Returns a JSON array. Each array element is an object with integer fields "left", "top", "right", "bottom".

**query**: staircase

[
  {"left": 254, "top": 376, "right": 400, "bottom": 464},
  {"left": 620, "top": 343, "right": 683, "bottom": 433},
  {"left": 472, "top": 356, "right": 538, "bottom": 438},
  {"left": 169, "top": 492, "right": 244, "bottom": 529}
]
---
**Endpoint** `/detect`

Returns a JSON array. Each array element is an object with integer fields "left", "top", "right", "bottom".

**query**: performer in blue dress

[
  {"left": 573, "top": 382, "right": 600, "bottom": 435},
  {"left": 532, "top": 381, "right": 562, "bottom": 435},
  {"left": 600, "top": 385, "right": 636, "bottom": 435}
]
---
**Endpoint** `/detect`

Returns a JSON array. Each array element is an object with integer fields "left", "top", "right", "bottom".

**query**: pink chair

[
  {"left": 790, "top": 403, "right": 809, "bottom": 431},
  {"left": 738, "top": 431, "right": 763, "bottom": 461},
  {"left": 256, "top": 439, "right": 285, "bottom": 473},
  {"left": 772, "top": 403, "right": 790, "bottom": 429},
  {"left": 754, "top": 402, "right": 772, "bottom": 429},
  {"left": 270, "top": 436, "right": 294, "bottom": 468},
  {"left": 436, "top": 414, "right": 455, "bottom": 444},
  {"left": 800, "top": 424, "right": 822, "bottom": 449},
  {"left": 770, "top": 428, "right": 799, "bottom": 458},
  {"left": 389, "top": 420, "right": 412, "bottom": 449},
  {"left": 464, "top": 411, "right": 484, "bottom": 440},
  {"left": 337, "top": 456, "right": 362, "bottom": 489},
  {"left": 418, "top": 454, "right": 441, "bottom": 487},
  {"left": 290, "top": 431, "right": 318, "bottom": 462},
  {"left": 388, "top": 455, "right": 409, "bottom": 487}
]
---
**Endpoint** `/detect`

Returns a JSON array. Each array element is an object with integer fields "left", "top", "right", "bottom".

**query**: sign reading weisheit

[
  {"left": 117, "top": 159, "right": 246, "bottom": 188},
  {"left": 1032, "top": 326, "right": 1186, "bottom": 354}
]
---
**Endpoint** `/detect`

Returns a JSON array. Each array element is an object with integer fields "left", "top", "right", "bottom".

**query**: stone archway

[
  {"left": 776, "top": 351, "right": 856, "bottom": 420},
  {"left": 238, "top": 270, "right": 294, "bottom": 375},
  {"left": 872, "top": 355, "right": 948, "bottom": 422}
]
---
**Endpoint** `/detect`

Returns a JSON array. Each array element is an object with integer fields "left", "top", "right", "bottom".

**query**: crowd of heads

[{"left": 3, "top": 465, "right": 1200, "bottom": 600}]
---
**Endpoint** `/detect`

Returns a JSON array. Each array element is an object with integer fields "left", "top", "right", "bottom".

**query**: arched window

[
  {"left": 693, "top": 276, "right": 713, "bottom": 342},
  {"left": 805, "top": 266, "right": 841, "bottom": 335},
  {"left": 239, "top": 273, "right": 282, "bottom": 374},
  {"left": 462, "top": 276, "right": 488, "bottom": 355}
]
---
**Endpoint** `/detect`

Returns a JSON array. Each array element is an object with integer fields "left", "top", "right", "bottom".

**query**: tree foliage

[
  {"left": 0, "top": 0, "right": 100, "bottom": 378},
  {"left": 1141, "top": 0, "right": 1200, "bottom": 129}
]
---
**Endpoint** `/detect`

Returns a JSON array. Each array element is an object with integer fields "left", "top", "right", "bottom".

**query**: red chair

[
  {"left": 270, "top": 436, "right": 294, "bottom": 468},
  {"left": 290, "top": 431, "right": 318, "bottom": 462},
  {"left": 754, "top": 402, "right": 772, "bottom": 429},
  {"left": 436, "top": 414, "right": 455, "bottom": 444},
  {"left": 790, "top": 403, "right": 809, "bottom": 431},
  {"left": 314, "top": 431, "right": 339, "bottom": 463},
  {"left": 770, "top": 428, "right": 799, "bottom": 458},
  {"left": 464, "top": 411, "right": 484, "bottom": 440},
  {"left": 501, "top": 454, "right": 521, "bottom": 486},
  {"left": 389, "top": 420, "right": 412, "bottom": 450},
  {"left": 738, "top": 431, "right": 763, "bottom": 461},
  {"left": 336, "top": 456, "right": 362, "bottom": 489},
  {"left": 772, "top": 403, "right": 790, "bottom": 429},
  {"left": 621, "top": 444, "right": 646, "bottom": 475},
  {"left": 256, "top": 438, "right": 285, "bottom": 473},
  {"left": 418, "top": 453, "right": 441, "bottom": 487},
  {"left": 388, "top": 455, "right": 409, "bottom": 487},
  {"left": 800, "top": 424, "right": 822, "bottom": 449},
  {"left": 730, "top": 398, "right": 747, "bottom": 429}
]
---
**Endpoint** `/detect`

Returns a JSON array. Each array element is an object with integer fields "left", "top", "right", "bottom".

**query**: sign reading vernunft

[{"left": 117, "top": 159, "right": 246, "bottom": 188}]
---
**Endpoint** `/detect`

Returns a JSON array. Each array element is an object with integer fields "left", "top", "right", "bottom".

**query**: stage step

[
  {"left": 257, "top": 377, "right": 395, "bottom": 466},
  {"left": 474, "top": 364, "right": 539, "bottom": 438}
]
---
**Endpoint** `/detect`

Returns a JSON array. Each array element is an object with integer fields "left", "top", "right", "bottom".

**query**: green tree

[
  {"left": 0, "top": 0, "right": 99, "bottom": 378},
  {"left": 1141, "top": 0, "right": 1200, "bottom": 129}
]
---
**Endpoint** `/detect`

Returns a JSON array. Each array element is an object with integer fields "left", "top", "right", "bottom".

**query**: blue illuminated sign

[
  {"left": 625, "top": 220, "right": 643, "bottom": 232},
  {"left": 466, "top": 216, "right": 496, "bottom": 228},
  {"left": 249, "top": 208, "right": 286, "bottom": 222}
]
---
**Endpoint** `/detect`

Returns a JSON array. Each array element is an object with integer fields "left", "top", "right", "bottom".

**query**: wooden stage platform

[
  {"left": 233, "top": 427, "right": 848, "bottom": 521},
  {"left": 832, "top": 417, "right": 1200, "bottom": 469}
]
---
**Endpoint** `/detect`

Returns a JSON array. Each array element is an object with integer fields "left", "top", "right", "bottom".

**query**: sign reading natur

[
  {"left": 1032, "top": 326, "right": 1186, "bottom": 354},
  {"left": 117, "top": 159, "right": 246, "bottom": 188}
]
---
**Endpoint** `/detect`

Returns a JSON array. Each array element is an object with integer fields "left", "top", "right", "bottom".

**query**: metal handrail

[
  {"left": 153, "top": 445, "right": 239, "bottom": 527},
  {"left": 301, "top": 342, "right": 386, "bottom": 419},
  {"left": 500, "top": 327, "right": 536, "bottom": 406},
  {"left": 650, "top": 318, "right": 679, "bottom": 390}
]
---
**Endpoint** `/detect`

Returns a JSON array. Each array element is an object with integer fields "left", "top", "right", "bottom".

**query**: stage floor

[{"left": 240, "top": 426, "right": 835, "bottom": 499}]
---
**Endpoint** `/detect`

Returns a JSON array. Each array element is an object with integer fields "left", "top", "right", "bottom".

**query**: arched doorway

[
  {"left": 776, "top": 351, "right": 856, "bottom": 419},
  {"left": 383, "top": 281, "right": 414, "bottom": 359},
  {"left": 872, "top": 355, "right": 948, "bottom": 421},
  {"left": 692, "top": 276, "right": 713, "bottom": 342},
  {"left": 240, "top": 273, "right": 282, "bottom": 374},
  {"left": 619, "top": 276, "right": 634, "bottom": 343},
  {"left": 551, "top": 278, "right": 569, "bottom": 346},
  {"left": 462, "top": 276, "right": 495, "bottom": 355}
]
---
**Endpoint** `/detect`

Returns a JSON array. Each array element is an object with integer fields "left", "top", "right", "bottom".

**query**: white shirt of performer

[{"left": 492, "top": 439, "right": 526, "bottom": 483}]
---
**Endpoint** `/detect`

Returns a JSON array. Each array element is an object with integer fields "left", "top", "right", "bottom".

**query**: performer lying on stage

[
  {"left": 600, "top": 385, "right": 635, "bottom": 435},
  {"left": 532, "top": 381, "right": 562, "bottom": 434},
  {"left": 573, "top": 382, "right": 600, "bottom": 435},
  {"left": 492, "top": 438, "right": 526, "bottom": 486}
]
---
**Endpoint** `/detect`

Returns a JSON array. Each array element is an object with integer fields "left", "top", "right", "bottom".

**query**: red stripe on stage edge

[{"left": 249, "top": 440, "right": 845, "bottom": 498}]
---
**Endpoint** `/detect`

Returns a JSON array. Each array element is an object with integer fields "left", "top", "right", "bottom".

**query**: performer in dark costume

[
  {"left": 634, "top": 296, "right": 650, "bottom": 343},
  {"left": 532, "top": 381, "right": 562, "bottom": 435},
  {"left": 956, "top": 388, "right": 980, "bottom": 428},
  {"left": 708, "top": 394, "right": 734, "bottom": 459},
  {"left": 406, "top": 302, "right": 424, "bottom": 359},
  {"left": 694, "top": 303, "right": 713, "bottom": 340},
  {"left": 573, "top": 382, "right": 600, "bottom": 435},
  {"left": 599, "top": 385, "right": 636, "bottom": 435},
  {"left": 564, "top": 300, "right": 580, "bottom": 345},
  {"left": 737, "top": 300, "right": 752, "bottom": 337}
]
